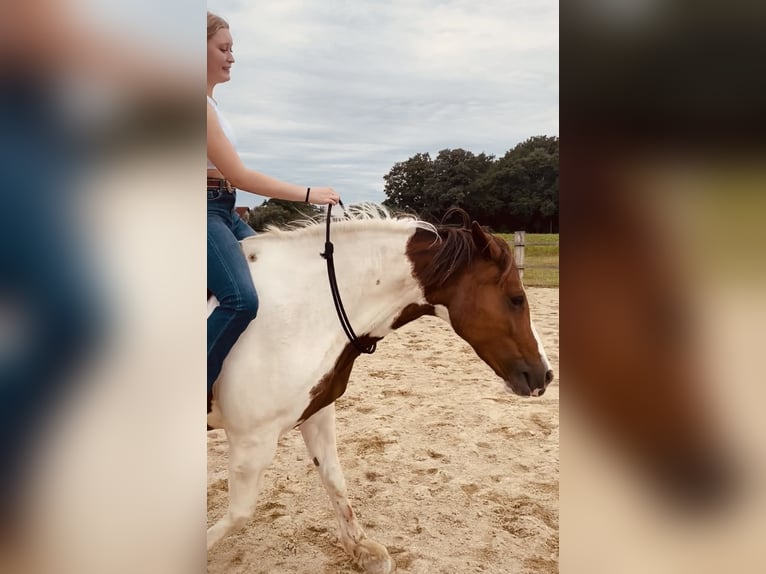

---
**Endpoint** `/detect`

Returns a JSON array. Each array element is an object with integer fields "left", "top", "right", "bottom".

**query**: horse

[{"left": 206, "top": 204, "right": 553, "bottom": 574}]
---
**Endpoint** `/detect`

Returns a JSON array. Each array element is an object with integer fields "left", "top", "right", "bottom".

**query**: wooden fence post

[{"left": 514, "top": 231, "right": 525, "bottom": 279}]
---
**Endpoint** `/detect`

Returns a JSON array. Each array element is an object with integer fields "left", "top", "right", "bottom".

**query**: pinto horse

[{"left": 206, "top": 205, "right": 553, "bottom": 573}]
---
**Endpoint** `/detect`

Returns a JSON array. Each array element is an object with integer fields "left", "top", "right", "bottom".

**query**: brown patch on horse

[
  {"left": 391, "top": 303, "right": 435, "bottom": 330},
  {"left": 297, "top": 335, "right": 381, "bottom": 425},
  {"left": 405, "top": 216, "right": 515, "bottom": 303},
  {"left": 297, "top": 305, "right": 434, "bottom": 426}
]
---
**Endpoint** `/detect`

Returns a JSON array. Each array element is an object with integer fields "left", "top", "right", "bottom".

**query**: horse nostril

[{"left": 545, "top": 370, "right": 554, "bottom": 385}]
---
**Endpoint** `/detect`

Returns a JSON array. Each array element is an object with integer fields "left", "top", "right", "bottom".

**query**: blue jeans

[
  {"left": 207, "top": 189, "right": 258, "bottom": 404},
  {"left": 1, "top": 88, "right": 103, "bottom": 516}
]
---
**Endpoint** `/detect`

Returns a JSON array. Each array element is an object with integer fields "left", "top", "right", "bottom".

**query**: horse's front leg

[
  {"left": 300, "top": 404, "right": 394, "bottom": 574},
  {"left": 207, "top": 431, "right": 278, "bottom": 550}
]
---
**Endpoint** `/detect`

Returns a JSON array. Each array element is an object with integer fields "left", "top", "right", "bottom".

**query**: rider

[{"left": 207, "top": 12, "right": 340, "bottom": 413}]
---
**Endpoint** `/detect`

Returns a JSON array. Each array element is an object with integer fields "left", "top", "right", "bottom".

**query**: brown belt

[{"left": 207, "top": 177, "right": 236, "bottom": 192}]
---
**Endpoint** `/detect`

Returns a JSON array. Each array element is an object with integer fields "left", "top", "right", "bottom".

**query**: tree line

[
  {"left": 244, "top": 135, "right": 558, "bottom": 233},
  {"left": 382, "top": 135, "right": 558, "bottom": 232}
]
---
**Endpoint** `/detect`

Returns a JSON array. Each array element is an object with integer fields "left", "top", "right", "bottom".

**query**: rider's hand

[{"left": 308, "top": 187, "right": 340, "bottom": 205}]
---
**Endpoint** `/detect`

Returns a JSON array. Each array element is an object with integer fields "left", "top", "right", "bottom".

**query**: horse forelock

[
  {"left": 411, "top": 223, "right": 515, "bottom": 290},
  {"left": 495, "top": 237, "right": 518, "bottom": 288}
]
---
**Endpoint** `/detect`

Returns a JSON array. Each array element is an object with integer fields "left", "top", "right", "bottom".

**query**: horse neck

[
  {"left": 323, "top": 224, "right": 427, "bottom": 338},
  {"left": 247, "top": 221, "right": 427, "bottom": 341}
]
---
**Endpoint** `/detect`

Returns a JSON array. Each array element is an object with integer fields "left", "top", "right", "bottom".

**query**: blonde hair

[{"left": 207, "top": 12, "right": 229, "bottom": 40}]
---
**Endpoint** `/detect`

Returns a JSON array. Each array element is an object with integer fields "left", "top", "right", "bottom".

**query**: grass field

[{"left": 496, "top": 233, "right": 559, "bottom": 288}]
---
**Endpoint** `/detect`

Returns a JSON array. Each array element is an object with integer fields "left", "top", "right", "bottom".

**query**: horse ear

[{"left": 471, "top": 221, "right": 502, "bottom": 260}]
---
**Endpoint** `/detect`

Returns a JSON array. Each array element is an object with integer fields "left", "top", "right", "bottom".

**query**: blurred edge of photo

[
  {"left": 561, "top": 1, "right": 766, "bottom": 573},
  {"left": 0, "top": 2, "right": 206, "bottom": 573}
]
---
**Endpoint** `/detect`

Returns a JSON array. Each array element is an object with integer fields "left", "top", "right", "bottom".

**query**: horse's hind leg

[
  {"left": 207, "top": 433, "right": 278, "bottom": 550},
  {"left": 300, "top": 405, "right": 394, "bottom": 574}
]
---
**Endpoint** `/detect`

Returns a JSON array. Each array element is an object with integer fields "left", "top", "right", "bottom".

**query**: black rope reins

[{"left": 320, "top": 202, "right": 377, "bottom": 354}]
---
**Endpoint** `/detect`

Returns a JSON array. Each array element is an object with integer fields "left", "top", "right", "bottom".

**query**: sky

[{"left": 208, "top": 0, "right": 558, "bottom": 208}]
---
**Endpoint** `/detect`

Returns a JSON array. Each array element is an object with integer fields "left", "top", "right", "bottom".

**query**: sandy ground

[{"left": 208, "top": 287, "right": 559, "bottom": 574}]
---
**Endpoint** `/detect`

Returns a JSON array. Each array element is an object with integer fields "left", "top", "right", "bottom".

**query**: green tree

[
  {"left": 423, "top": 148, "right": 494, "bottom": 222},
  {"left": 381, "top": 136, "right": 558, "bottom": 232},
  {"left": 382, "top": 149, "right": 495, "bottom": 223},
  {"left": 473, "top": 136, "right": 558, "bottom": 231},
  {"left": 382, "top": 152, "right": 433, "bottom": 215},
  {"left": 246, "top": 198, "right": 320, "bottom": 232}
]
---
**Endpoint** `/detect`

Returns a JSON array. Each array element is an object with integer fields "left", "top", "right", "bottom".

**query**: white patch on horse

[
  {"left": 531, "top": 320, "right": 551, "bottom": 372},
  {"left": 216, "top": 212, "right": 426, "bottom": 430},
  {"left": 207, "top": 295, "right": 219, "bottom": 317},
  {"left": 433, "top": 304, "right": 451, "bottom": 324},
  {"left": 208, "top": 206, "right": 430, "bottom": 573}
]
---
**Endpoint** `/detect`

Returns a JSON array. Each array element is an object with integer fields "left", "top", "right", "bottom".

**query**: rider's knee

[{"left": 236, "top": 288, "right": 259, "bottom": 321}]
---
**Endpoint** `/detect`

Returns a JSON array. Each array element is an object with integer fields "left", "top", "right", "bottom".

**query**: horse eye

[{"left": 507, "top": 295, "right": 525, "bottom": 309}]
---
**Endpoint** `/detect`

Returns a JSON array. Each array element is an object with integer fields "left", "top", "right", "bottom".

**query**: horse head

[{"left": 407, "top": 210, "right": 553, "bottom": 397}]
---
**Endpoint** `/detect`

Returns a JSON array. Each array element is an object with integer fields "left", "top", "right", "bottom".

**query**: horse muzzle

[{"left": 504, "top": 361, "right": 554, "bottom": 397}]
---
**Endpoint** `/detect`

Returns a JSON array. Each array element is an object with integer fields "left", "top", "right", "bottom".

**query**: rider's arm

[{"left": 207, "top": 103, "right": 308, "bottom": 202}]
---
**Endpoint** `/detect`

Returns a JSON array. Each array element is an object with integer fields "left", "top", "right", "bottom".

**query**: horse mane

[
  {"left": 415, "top": 208, "right": 515, "bottom": 288},
  {"left": 252, "top": 203, "right": 514, "bottom": 287},
  {"left": 257, "top": 203, "right": 436, "bottom": 239}
]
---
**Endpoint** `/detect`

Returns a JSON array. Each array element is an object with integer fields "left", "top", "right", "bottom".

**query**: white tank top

[{"left": 207, "top": 96, "right": 237, "bottom": 170}]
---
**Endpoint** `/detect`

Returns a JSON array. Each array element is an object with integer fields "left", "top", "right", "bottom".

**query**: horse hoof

[{"left": 354, "top": 539, "right": 395, "bottom": 574}]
